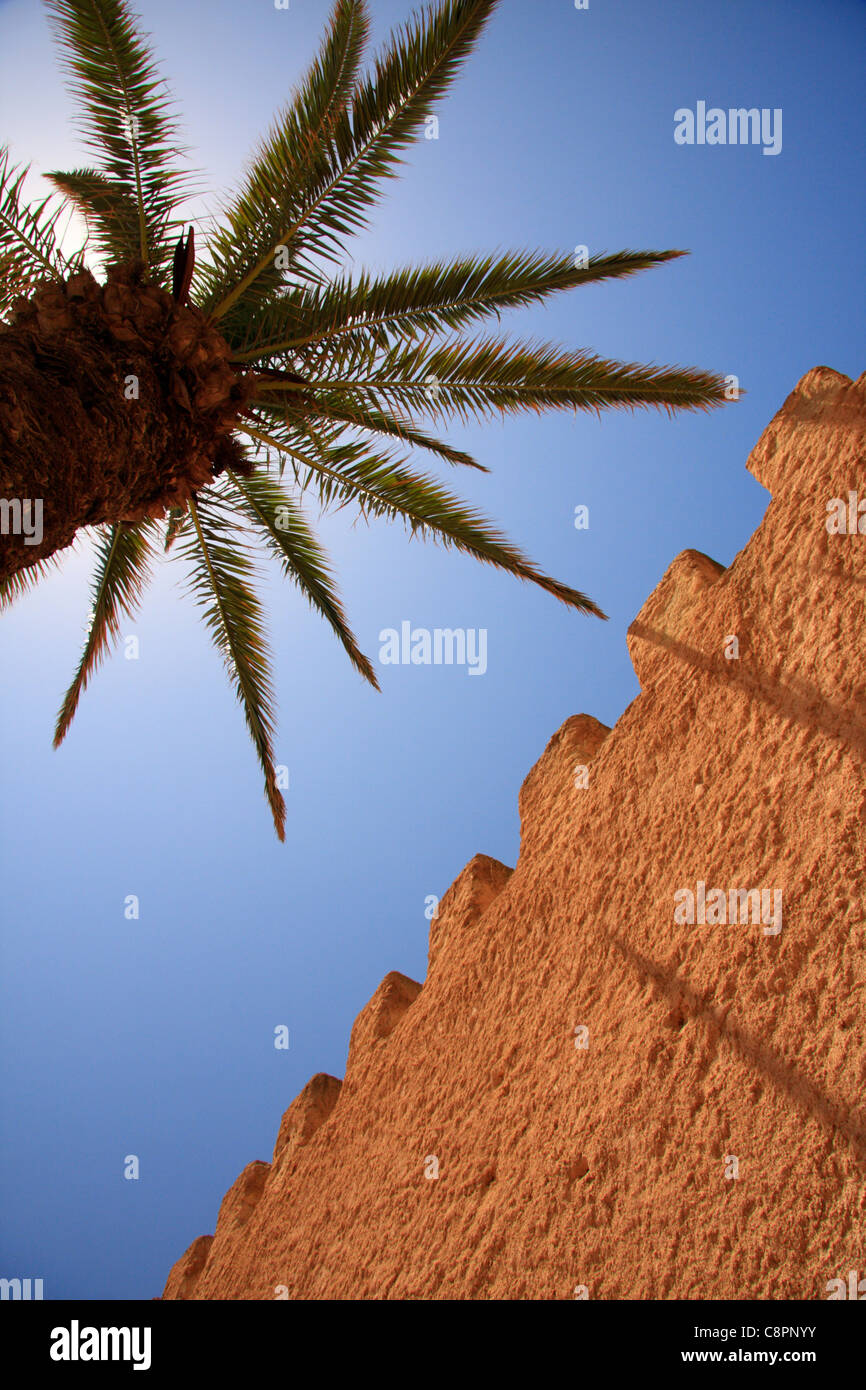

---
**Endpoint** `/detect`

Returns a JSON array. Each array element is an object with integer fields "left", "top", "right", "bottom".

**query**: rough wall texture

[{"left": 163, "top": 367, "right": 865, "bottom": 1300}]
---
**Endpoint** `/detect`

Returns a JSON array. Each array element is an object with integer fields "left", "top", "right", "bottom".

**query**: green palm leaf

[
  {"left": 43, "top": 166, "right": 142, "bottom": 269},
  {"left": 255, "top": 332, "right": 728, "bottom": 423},
  {"left": 205, "top": 0, "right": 499, "bottom": 319},
  {"left": 230, "top": 249, "right": 689, "bottom": 362},
  {"left": 241, "top": 422, "right": 606, "bottom": 618},
  {"left": 304, "top": 396, "right": 484, "bottom": 471},
  {"left": 201, "top": 0, "right": 369, "bottom": 323},
  {"left": 0, "top": 145, "right": 80, "bottom": 315},
  {"left": 53, "top": 521, "right": 155, "bottom": 746},
  {"left": 180, "top": 490, "right": 286, "bottom": 841},
  {"left": 45, "top": 0, "right": 189, "bottom": 278},
  {"left": 0, "top": 550, "right": 69, "bottom": 611},
  {"left": 225, "top": 465, "right": 378, "bottom": 688},
  {"left": 274, "top": 0, "right": 500, "bottom": 283}
]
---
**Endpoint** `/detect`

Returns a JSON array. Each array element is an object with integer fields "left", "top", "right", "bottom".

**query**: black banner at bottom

[{"left": 4, "top": 1297, "right": 860, "bottom": 1376}]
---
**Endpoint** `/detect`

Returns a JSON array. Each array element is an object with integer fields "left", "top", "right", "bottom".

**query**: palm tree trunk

[{"left": 0, "top": 262, "right": 252, "bottom": 585}]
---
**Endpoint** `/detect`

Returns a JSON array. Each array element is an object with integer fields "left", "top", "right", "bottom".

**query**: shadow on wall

[
  {"left": 629, "top": 622, "right": 866, "bottom": 757},
  {"left": 608, "top": 930, "right": 866, "bottom": 1168}
]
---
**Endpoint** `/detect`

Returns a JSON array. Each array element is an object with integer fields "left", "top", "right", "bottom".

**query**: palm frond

[
  {"left": 0, "top": 549, "right": 69, "bottom": 611},
  {"left": 179, "top": 490, "right": 286, "bottom": 840},
  {"left": 45, "top": 0, "right": 190, "bottom": 280},
  {"left": 225, "top": 465, "right": 379, "bottom": 688},
  {"left": 43, "top": 166, "right": 142, "bottom": 269},
  {"left": 229, "top": 249, "right": 688, "bottom": 361},
  {"left": 0, "top": 145, "right": 80, "bottom": 315},
  {"left": 279, "top": 0, "right": 500, "bottom": 281},
  {"left": 305, "top": 396, "right": 485, "bottom": 470},
  {"left": 200, "top": 0, "right": 369, "bottom": 323},
  {"left": 53, "top": 521, "right": 155, "bottom": 746},
  {"left": 241, "top": 421, "right": 605, "bottom": 618},
  {"left": 254, "top": 332, "right": 729, "bottom": 423},
  {"left": 205, "top": 0, "right": 499, "bottom": 318}
]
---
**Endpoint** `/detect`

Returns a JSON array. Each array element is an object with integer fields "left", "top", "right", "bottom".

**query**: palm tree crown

[{"left": 0, "top": 0, "right": 730, "bottom": 839}]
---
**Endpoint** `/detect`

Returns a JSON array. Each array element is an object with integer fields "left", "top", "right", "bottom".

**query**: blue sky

[{"left": 1, "top": 0, "right": 863, "bottom": 1299}]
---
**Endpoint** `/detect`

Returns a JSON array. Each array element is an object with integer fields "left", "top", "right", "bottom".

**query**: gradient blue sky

[{"left": 1, "top": 0, "right": 863, "bottom": 1300}]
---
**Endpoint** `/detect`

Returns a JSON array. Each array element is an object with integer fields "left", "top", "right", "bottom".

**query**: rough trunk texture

[
  {"left": 0, "top": 263, "right": 252, "bottom": 584},
  {"left": 163, "top": 365, "right": 865, "bottom": 1301}
]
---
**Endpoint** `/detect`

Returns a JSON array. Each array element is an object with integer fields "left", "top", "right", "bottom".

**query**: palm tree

[{"left": 0, "top": 0, "right": 730, "bottom": 839}]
